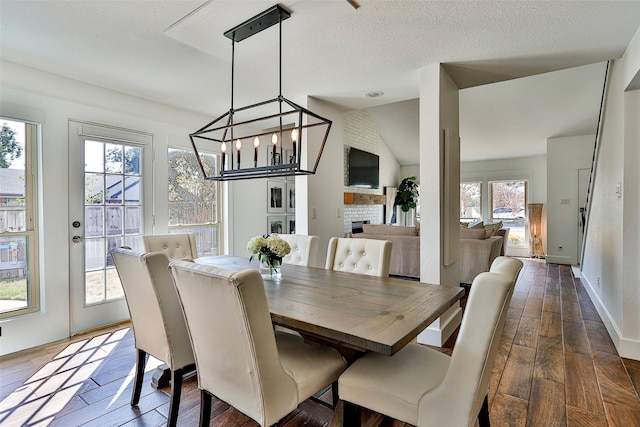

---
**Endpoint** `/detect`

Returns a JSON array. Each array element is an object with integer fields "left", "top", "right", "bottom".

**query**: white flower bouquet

[{"left": 247, "top": 234, "right": 291, "bottom": 279}]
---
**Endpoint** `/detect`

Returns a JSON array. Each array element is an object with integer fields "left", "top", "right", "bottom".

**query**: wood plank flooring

[{"left": 1, "top": 259, "right": 638, "bottom": 426}]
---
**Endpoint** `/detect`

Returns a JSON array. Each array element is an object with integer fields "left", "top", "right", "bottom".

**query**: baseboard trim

[
  {"left": 416, "top": 303, "right": 462, "bottom": 347},
  {"left": 581, "top": 274, "right": 640, "bottom": 360},
  {"left": 546, "top": 255, "right": 574, "bottom": 265}
]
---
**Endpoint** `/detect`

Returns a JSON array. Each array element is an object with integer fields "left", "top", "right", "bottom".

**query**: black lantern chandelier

[{"left": 190, "top": 5, "right": 332, "bottom": 181}]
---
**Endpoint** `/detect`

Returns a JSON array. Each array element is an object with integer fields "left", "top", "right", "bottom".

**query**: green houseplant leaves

[{"left": 394, "top": 176, "right": 419, "bottom": 212}]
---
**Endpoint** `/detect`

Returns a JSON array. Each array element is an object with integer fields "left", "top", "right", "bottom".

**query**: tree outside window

[
  {"left": 460, "top": 182, "right": 482, "bottom": 222},
  {"left": 168, "top": 148, "right": 220, "bottom": 256}
]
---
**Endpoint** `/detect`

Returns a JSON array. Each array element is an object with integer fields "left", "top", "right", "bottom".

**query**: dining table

[{"left": 194, "top": 255, "right": 464, "bottom": 357}]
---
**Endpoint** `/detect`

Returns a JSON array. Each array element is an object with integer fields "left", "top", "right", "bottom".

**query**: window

[
  {"left": 168, "top": 148, "right": 220, "bottom": 256},
  {"left": 84, "top": 140, "right": 142, "bottom": 305},
  {"left": 490, "top": 180, "right": 527, "bottom": 246},
  {"left": 460, "top": 182, "right": 482, "bottom": 223},
  {"left": 0, "top": 119, "right": 39, "bottom": 318}
]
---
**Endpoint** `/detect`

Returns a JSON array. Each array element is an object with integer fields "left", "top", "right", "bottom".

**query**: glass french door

[{"left": 69, "top": 121, "right": 152, "bottom": 334}]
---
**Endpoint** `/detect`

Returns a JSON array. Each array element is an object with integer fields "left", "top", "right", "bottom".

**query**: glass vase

[{"left": 260, "top": 259, "right": 282, "bottom": 281}]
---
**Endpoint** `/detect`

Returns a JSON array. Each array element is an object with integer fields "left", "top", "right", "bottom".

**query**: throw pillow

[
  {"left": 460, "top": 227, "right": 487, "bottom": 239},
  {"left": 483, "top": 221, "right": 503, "bottom": 237},
  {"left": 468, "top": 220, "right": 484, "bottom": 229}
]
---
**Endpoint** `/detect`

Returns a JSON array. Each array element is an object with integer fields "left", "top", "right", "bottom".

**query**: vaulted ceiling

[{"left": 1, "top": 1, "right": 639, "bottom": 164}]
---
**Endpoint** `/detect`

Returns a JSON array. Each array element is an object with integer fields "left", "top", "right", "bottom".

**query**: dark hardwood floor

[{"left": 1, "top": 259, "right": 639, "bottom": 426}]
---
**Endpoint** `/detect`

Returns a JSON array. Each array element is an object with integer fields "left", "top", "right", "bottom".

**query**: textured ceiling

[{"left": 1, "top": 1, "right": 639, "bottom": 164}]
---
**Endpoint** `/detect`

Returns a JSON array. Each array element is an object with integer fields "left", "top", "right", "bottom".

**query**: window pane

[
  {"left": 124, "top": 206, "right": 141, "bottom": 234},
  {"left": 85, "top": 140, "right": 104, "bottom": 173},
  {"left": 460, "top": 182, "right": 482, "bottom": 221},
  {"left": 85, "top": 206, "right": 104, "bottom": 237},
  {"left": 168, "top": 148, "right": 220, "bottom": 257},
  {"left": 85, "top": 173, "right": 104, "bottom": 204},
  {"left": 0, "top": 236, "right": 28, "bottom": 313},
  {"left": 105, "top": 143, "right": 123, "bottom": 174},
  {"left": 85, "top": 270, "right": 105, "bottom": 305},
  {"left": 124, "top": 146, "right": 141, "bottom": 175},
  {"left": 490, "top": 180, "right": 526, "bottom": 246},
  {"left": 106, "top": 206, "right": 123, "bottom": 236},
  {"left": 85, "top": 238, "right": 105, "bottom": 271},
  {"left": 168, "top": 148, "right": 217, "bottom": 225},
  {"left": 124, "top": 176, "right": 140, "bottom": 204},
  {"left": 105, "top": 175, "right": 123, "bottom": 204},
  {"left": 0, "top": 119, "right": 38, "bottom": 317}
]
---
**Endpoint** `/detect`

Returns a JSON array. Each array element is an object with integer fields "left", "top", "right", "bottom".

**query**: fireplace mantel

[{"left": 344, "top": 192, "right": 385, "bottom": 205}]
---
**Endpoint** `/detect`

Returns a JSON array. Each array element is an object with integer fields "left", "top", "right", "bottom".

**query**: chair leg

[
  {"left": 343, "top": 401, "right": 361, "bottom": 427},
  {"left": 167, "top": 368, "right": 184, "bottom": 427},
  {"left": 131, "top": 349, "right": 147, "bottom": 406},
  {"left": 331, "top": 381, "right": 339, "bottom": 409},
  {"left": 478, "top": 395, "right": 490, "bottom": 427},
  {"left": 199, "top": 389, "right": 212, "bottom": 427}
]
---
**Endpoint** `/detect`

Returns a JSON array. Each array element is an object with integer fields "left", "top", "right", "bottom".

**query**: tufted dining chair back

[
  {"left": 142, "top": 233, "right": 198, "bottom": 261},
  {"left": 325, "top": 237, "right": 392, "bottom": 277},
  {"left": 279, "top": 234, "right": 319, "bottom": 267},
  {"left": 111, "top": 247, "right": 195, "bottom": 427},
  {"left": 168, "top": 260, "right": 346, "bottom": 427},
  {"left": 421, "top": 257, "right": 523, "bottom": 426}
]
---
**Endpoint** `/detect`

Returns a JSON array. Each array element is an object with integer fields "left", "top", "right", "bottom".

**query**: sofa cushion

[
  {"left": 460, "top": 227, "right": 487, "bottom": 240},
  {"left": 362, "top": 224, "right": 417, "bottom": 236}
]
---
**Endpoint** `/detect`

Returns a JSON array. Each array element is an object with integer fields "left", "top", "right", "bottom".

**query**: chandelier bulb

[
  {"left": 235, "top": 139, "right": 242, "bottom": 150},
  {"left": 221, "top": 142, "right": 227, "bottom": 153},
  {"left": 271, "top": 133, "right": 278, "bottom": 145},
  {"left": 253, "top": 136, "right": 260, "bottom": 148},
  {"left": 291, "top": 128, "right": 298, "bottom": 142}
]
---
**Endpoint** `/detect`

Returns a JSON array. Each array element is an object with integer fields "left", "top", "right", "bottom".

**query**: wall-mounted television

[{"left": 348, "top": 147, "right": 379, "bottom": 188}]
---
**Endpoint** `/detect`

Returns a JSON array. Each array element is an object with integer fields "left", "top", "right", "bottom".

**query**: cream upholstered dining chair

[
  {"left": 168, "top": 260, "right": 348, "bottom": 427},
  {"left": 279, "top": 234, "right": 319, "bottom": 267},
  {"left": 488, "top": 255, "right": 523, "bottom": 279},
  {"left": 142, "top": 233, "right": 197, "bottom": 261},
  {"left": 111, "top": 248, "right": 195, "bottom": 427},
  {"left": 325, "top": 236, "right": 392, "bottom": 277},
  {"left": 338, "top": 256, "right": 523, "bottom": 427}
]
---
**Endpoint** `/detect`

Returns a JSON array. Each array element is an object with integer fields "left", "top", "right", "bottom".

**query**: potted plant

[{"left": 394, "top": 176, "right": 419, "bottom": 226}]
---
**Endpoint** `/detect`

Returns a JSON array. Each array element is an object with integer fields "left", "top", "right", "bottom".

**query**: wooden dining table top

[{"left": 195, "top": 255, "right": 464, "bottom": 356}]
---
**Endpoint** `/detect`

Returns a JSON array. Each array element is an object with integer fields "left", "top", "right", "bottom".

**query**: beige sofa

[
  {"left": 354, "top": 224, "right": 504, "bottom": 283},
  {"left": 354, "top": 224, "right": 420, "bottom": 278}
]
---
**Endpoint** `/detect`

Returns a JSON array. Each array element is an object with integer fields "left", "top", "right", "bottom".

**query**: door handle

[{"left": 72, "top": 235, "right": 82, "bottom": 243}]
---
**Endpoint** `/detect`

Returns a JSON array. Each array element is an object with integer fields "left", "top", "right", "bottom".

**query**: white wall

[
  {"left": 546, "top": 135, "right": 594, "bottom": 265},
  {"left": 0, "top": 60, "right": 211, "bottom": 355},
  {"left": 461, "top": 155, "right": 547, "bottom": 257},
  {"left": 400, "top": 165, "right": 420, "bottom": 182},
  {"left": 304, "top": 98, "right": 347, "bottom": 267},
  {"left": 581, "top": 25, "right": 640, "bottom": 360},
  {"left": 622, "top": 89, "right": 640, "bottom": 356}
]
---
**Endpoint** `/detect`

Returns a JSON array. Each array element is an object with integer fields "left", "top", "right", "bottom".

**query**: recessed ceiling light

[{"left": 364, "top": 91, "right": 384, "bottom": 98}]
